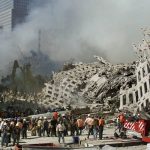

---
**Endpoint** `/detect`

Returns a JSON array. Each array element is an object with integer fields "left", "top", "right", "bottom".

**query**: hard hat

[
  {"left": 3, "top": 122, "right": 7, "bottom": 126},
  {"left": 10, "top": 122, "right": 14, "bottom": 125},
  {"left": 16, "top": 122, "right": 19, "bottom": 127}
]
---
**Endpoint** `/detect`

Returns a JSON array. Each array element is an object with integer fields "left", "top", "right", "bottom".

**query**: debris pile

[{"left": 43, "top": 56, "right": 136, "bottom": 112}]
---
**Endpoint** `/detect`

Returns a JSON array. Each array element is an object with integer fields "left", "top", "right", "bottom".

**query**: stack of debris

[{"left": 42, "top": 56, "right": 136, "bottom": 112}]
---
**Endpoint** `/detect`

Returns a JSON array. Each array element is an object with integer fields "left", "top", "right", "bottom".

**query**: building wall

[
  {"left": 120, "top": 59, "right": 150, "bottom": 110},
  {"left": 0, "top": 0, "right": 13, "bottom": 32},
  {"left": 0, "top": 0, "right": 32, "bottom": 32},
  {"left": 12, "top": 0, "right": 30, "bottom": 29},
  {"left": 43, "top": 63, "right": 99, "bottom": 107}
]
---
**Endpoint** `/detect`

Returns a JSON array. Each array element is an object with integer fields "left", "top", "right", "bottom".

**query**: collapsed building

[
  {"left": 42, "top": 56, "right": 136, "bottom": 112},
  {"left": 120, "top": 29, "right": 150, "bottom": 112},
  {"left": 2, "top": 30, "right": 150, "bottom": 114},
  {"left": 43, "top": 29, "right": 150, "bottom": 113}
]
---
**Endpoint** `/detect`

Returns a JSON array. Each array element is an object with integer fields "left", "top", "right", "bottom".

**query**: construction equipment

[{"left": 122, "top": 112, "right": 150, "bottom": 143}]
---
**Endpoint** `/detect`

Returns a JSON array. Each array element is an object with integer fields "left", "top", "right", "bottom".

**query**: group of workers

[
  {"left": 0, "top": 112, "right": 105, "bottom": 147},
  {"left": 30, "top": 113, "right": 105, "bottom": 143},
  {"left": 0, "top": 117, "right": 28, "bottom": 147}
]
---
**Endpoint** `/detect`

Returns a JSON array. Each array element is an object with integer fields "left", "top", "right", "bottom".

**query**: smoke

[{"left": 0, "top": 0, "right": 150, "bottom": 72}]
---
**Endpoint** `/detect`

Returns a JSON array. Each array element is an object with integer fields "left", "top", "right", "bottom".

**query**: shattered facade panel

[
  {"left": 120, "top": 59, "right": 150, "bottom": 110},
  {"left": 42, "top": 56, "right": 136, "bottom": 111},
  {"left": 120, "top": 30, "right": 150, "bottom": 111}
]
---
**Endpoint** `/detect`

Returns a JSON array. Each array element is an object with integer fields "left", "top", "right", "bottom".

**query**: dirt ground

[{"left": 0, "top": 126, "right": 148, "bottom": 150}]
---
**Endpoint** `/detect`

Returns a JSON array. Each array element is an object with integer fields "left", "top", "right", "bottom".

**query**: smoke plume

[{"left": 0, "top": 0, "right": 150, "bottom": 72}]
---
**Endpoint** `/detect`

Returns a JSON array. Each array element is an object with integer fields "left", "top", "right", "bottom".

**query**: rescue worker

[
  {"left": 13, "top": 122, "right": 21, "bottom": 146},
  {"left": 84, "top": 114, "right": 94, "bottom": 139},
  {"left": 98, "top": 116, "right": 105, "bottom": 140},
  {"left": 43, "top": 117, "right": 49, "bottom": 137},
  {"left": 22, "top": 119, "right": 28, "bottom": 139},
  {"left": 118, "top": 113, "right": 125, "bottom": 133},
  {"left": 0, "top": 118, "right": 2, "bottom": 137},
  {"left": 30, "top": 118, "right": 37, "bottom": 136},
  {"left": 51, "top": 116, "right": 57, "bottom": 137},
  {"left": 70, "top": 117, "right": 77, "bottom": 136},
  {"left": 62, "top": 114, "right": 69, "bottom": 136},
  {"left": 53, "top": 111, "right": 58, "bottom": 120},
  {"left": 56, "top": 121, "right": 65, "bottom": 143},
  {"left": 93, "top": 115, "right": 99, "bottom": 139},
  {"left": 76, "top": 116, "right": 84, "bottom": 135},
  {"left": 48, "top": 119, "right": 52, "bottom": 136},
  {"left": 1, "top": 121, "right": 9, "bottom": 147},
  {"left": 10, "top": 120, "right": 15, "bottom": 144},
  {"left": 37, "top": 117, "right": 43, "bottom": 137}
]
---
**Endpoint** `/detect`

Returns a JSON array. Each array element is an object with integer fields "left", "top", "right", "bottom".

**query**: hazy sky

[{"left": 0, "top": 0, "right": 150, "bottom": 71}]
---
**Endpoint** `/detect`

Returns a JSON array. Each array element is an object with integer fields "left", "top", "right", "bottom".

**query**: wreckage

[
  {"left": 1, "top": 29, "right": 150, "bottom": 115},
  {"left": 43, "top": 56, "right": 136, "bottom": 112},
  {"left": 120, "top": 28, "right": 150, "bottom": 113},
  {"left": 43, "top": 29, "right": 150, "bottom": 113}
]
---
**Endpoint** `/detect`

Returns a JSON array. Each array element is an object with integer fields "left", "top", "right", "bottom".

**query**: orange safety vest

[
  {"left": 77, "top": 119, "right": 84, "bottom": 128},
  {"left": 18, "top": 122, "right": 23, "bottom": 129},
  {"left": 99, "top": 119, "right": 105, "bottom": 126},
  {"left": 119, "top": 115, "right": 125, "bottom": 123},
  {"left": 53, "top": 112, "right": 58, "bottom": 120}
]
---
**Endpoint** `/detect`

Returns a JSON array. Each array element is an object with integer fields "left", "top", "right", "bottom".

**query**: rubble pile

[{"left": 43, "top": 56, "right": 136, "bottom": 112}]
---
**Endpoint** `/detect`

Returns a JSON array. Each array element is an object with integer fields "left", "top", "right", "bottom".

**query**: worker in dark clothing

[
  {"left": 13, "top": 123, "right": 21, "bottom": 146},
  {"left": 43, "top": 117, "right": 49, "bottom": 136},
  {"left": 98, "top": 117, "right": 105, "bottom": 140},
  {"left": 22, "top": 119, "right": 28, "bottom": 139},
  {"left": 51, "top": 117, "right": 57, "bottom": 137}
]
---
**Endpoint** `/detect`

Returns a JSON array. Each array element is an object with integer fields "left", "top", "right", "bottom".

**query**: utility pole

[{"left": 38, "top": 29, "right": 41, "bottom": 52}]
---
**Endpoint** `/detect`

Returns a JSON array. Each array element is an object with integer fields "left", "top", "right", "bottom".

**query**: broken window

[
  {"left": 68, "top": 84, "right": 72, "bottom": 88},
  {"left": 129, "top": 93, "right": 133, "bottom": 104},
  {"left": 141, "top": 103, "right": 144, "bottom": 109},
  {"left": 140, "top": 86, "right": 143, "bottom": 97},
  {"left": 55, "top": 89, "right": 59, "bottom": 92},
  {"left": 138, "top": 71, "right": 141, "bottom": 81},
  {"left": 63, "top": 82, "right": 67, "bottom": 85},
  {"left": 67, "top": 79, "right": 70, "bottom": 82},
  {"left": 48, "top": 91, "right": 52, "bottom": 94},
  {"left": 54, "top": 93, "right": 58, "bottom": 97},
  {"left": 72, "top": 81, "right": 76, "bottom": 84},
  {"left": 64, "top": 93, "right": 67, "bottom": 96},
  {"left": 142, "top": 67, "right": 146, "bottom": 77},
  {"left": 48, "top": 86, "right": 52, "bottom": 90},
  {"left": 147, "top": 64, "right": 150, "bottom": 73},
  {"left": 65, "top": 88, "right": 69, "bottom": 92},
  {"left": 48, "top": 100, "right": 52, "bottom": 103},
  {"left": 45, "top": 95, "right": 50, "bottom": 98},
  {"left": 146, "top": 99, "right": 149, "bottom": 106},
  {"left": 123, "top": 95, "right": 126, "bottom": 105},
  {"left": 135, "top": 91, "right": 138, "bottom": 102},
  {"left": 144, "top": 82, "right": 148, "bottom": 93}
]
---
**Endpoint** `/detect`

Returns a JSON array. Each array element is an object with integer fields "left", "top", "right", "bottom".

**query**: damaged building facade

[
  {"left": 43, "top": 30, "right": 150, "bottom": 112},
  {"left": 1, "top": 30, "right": 148, "bottom": 113},
  {"left": 43, "top": 62, "right": 99, "bottom": 108},
  {"left": 120, "top": 29, "right": 150, "bottom": 111},
  {"left": 43, "top": 56, "right": 135, "bottom": 111},
  {"left": 120, "top": 59, "right": 150, "bottom": 110}
]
